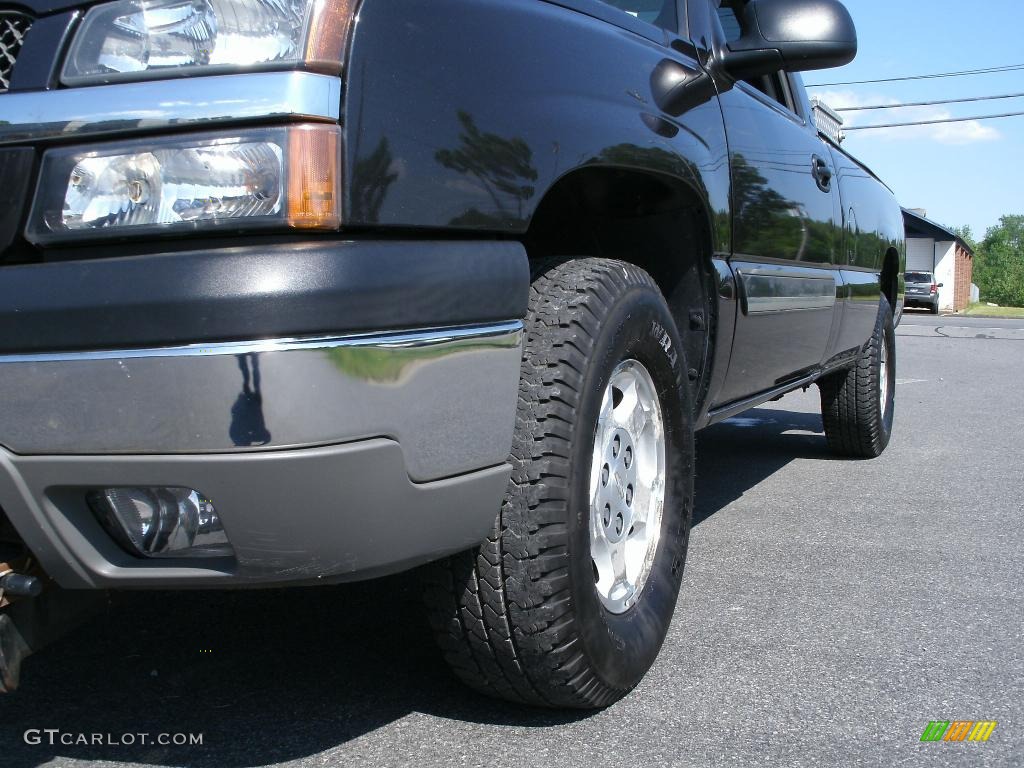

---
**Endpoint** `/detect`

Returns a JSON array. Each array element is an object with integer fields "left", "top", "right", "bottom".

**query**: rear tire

[
  {"left": 423, "top": 258, "right": 694, "bottom": 708},
  {"left": 819, "top": 296, "right": 896, "bottom": 458}
]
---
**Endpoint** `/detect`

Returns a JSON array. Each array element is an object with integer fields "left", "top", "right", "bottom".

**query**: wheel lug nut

[
  {"left": 614, "top": 512, "right": 623, "bottom": 535},
  {"left": 601, "top": 464, "right": 609, "bottom": 486},
  {"left": 603, "top": 504, "right": 611, "bottom": 526},
  {"left": 611, "top": 435, "right": 620, "bottom": 457},
  {"left": 625, "top": 485, "right": 633, "bottom": 505},
  {"left": 624, "top": 446, "right": 632, "bottom": 468}
]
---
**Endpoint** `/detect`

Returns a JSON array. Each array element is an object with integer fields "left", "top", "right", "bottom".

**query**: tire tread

[
  {"left": 819, "top": 297, "right": 894, "bottom": 458},
  {"left": 423, "top": 258, "right": 660, "bottom": 708}
]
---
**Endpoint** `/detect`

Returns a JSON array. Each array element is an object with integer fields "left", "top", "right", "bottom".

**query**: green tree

[
  {"left": 971, "top": 215, "right": 1024, "bottom": 306},
  {"left": 952, "top": 225, "right": 977, "bottom": 252}
]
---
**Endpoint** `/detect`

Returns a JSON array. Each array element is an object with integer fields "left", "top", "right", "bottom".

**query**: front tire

[
  {"left": 819, "top": 296, "right": 896, "bottom": 458},
  {"left": 423, "top": 258, "right": 694, "bottom": 708}
]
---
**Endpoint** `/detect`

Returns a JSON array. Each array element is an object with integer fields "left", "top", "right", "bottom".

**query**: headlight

[
  {"left": 62, "top": 0, "right": 356, "bottom": 86},
  {"left": 26, "top": 124, "right": 340, "bottom": 243}
]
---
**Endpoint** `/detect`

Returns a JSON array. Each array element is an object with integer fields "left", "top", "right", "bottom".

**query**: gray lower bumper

[
  {"left": 0, "top": 322, "right": 523, "bottom": 587},
  {"left": 0, "top": 441, "right": 510, "bottom": 588}
]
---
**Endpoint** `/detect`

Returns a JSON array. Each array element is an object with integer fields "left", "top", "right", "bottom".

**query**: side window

[
  {"left": 714, "top": 0, "right": 797, "bottom": 114},
  {"left": 601, "top": 0, "right": 678, "bottom": 31},
  {"left": 715, "top": 0, "right": 743, "bottom": 41}
]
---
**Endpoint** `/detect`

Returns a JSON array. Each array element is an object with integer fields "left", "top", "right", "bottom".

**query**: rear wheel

[
  {"left": 423, "top": 258, "right": 694, "bottom": 708},
  {"left": 819, "top": 296, "right": 896, "bottom": 458}
]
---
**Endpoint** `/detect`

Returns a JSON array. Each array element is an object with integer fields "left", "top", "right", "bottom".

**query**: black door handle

[{"left": 811, "top": 155, "right": 832, "bottom": 192}]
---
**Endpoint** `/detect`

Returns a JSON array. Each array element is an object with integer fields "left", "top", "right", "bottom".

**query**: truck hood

[{"left": 20, "top": 0, "right": 102, "bottom": 17}]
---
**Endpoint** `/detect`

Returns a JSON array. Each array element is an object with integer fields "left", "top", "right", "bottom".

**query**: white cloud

[
  {"left": 816, "top": 89, "right": 884, "bottom": 113},
  {"left": 813, "top": 89, "right": 1001, "bottom": 145},
  {"left": 929, "top": 117, "right": 1001, "bottom": 144}
]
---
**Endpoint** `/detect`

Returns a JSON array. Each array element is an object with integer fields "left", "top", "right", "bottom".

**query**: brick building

[{"left": 902, "top": 208, "right": 975, "bottom": 313}]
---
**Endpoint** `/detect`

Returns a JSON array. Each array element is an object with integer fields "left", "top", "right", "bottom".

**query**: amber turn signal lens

[
  {"left": 287, "top": 124, "right": 341, "bottom": 229},
  {"left": 305, "top": 0, "right": 359, "bottom": 72}
]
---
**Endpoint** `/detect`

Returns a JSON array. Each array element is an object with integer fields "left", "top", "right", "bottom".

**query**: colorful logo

[{"left": 920, "top": 721, "right": 998, "bottom": 742}]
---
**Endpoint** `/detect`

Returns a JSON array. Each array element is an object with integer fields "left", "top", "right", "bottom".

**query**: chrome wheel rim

[
  {"left": 589, "top": 359, "right": 666, "bottom": 614},
  {"left": 879, "top": 340, "right": 889, "bottom": 414}
]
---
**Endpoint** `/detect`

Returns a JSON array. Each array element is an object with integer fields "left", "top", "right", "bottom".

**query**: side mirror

[
  {"left": 937, "top": 283, "right": 944, "bottom": 288},
  {"left": 723, "top": 0, "right": 857, "bottom": 81}
]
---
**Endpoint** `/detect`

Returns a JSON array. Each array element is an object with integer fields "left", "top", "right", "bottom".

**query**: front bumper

[
  {"left": 0, "top": 322, "right": 523, "bottom": 482},
  {"left": 0, "top": 240, "right": 528, "bottom": 588},
  {"left": 0, "top": 322, "right": 523, "bottom": 588}
]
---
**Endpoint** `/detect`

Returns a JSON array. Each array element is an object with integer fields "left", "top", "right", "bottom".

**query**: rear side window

[
  {"left": 716, "top": 0, "right": 743, "bottom": 41},
  {"left": 601, "top": 0, "right": 678, "bottom": 31}
]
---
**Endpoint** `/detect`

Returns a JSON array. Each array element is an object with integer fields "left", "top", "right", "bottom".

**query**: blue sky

[{"left": 807, "top": 0, "right": 1024, "bottom": 239}]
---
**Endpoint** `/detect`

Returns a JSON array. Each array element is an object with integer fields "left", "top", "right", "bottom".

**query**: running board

[{"left": 703, "top": 372, "right": 819, "bottom": 428}]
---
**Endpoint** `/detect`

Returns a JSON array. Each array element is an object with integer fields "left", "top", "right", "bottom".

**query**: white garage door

[{"left": 907, "top": 238, "right": 934, "bottom": 273}]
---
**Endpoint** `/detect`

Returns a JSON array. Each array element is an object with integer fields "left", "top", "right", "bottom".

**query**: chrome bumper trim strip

[
  {"left": 0, "top": 71, "right": 341, "bottom": 146},
  {"left": 0, "top": 321, "right": 524, "bottom": 363}
]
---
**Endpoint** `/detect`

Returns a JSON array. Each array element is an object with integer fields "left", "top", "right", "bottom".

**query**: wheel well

[
  {"left": 881, "top": 247, "right": 899, "bottom": 310},
  {"left": 522, "top": 166, "right": 717, "bottom": 410}
]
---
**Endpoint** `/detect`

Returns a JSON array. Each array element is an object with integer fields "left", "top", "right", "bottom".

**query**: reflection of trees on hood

[
  {"left": 436, "top": 111, "right": 537, "bottom": 226},
  {"left": 350, "top": 138, "right": 399, "bottom": 224}
]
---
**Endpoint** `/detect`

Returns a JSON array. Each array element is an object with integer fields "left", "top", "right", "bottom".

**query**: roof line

[{"left": 901, "top": 208, "right": 975, "bottom": 256}]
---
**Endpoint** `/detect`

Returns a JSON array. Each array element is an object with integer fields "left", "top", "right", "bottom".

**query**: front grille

[{"left": 1, "top": 11, "right": 32, "bottom": 93}]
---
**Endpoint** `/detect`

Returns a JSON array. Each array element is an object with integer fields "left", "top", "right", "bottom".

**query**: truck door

[{"left": 701, "top": 0, "right": 844, "bottom": 405}]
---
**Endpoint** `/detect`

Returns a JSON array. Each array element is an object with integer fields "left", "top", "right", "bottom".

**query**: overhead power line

[
  {"left": 835, "top": 91, "right": 1024, "bottom": 111},
  {"left": 844, "top": 110, "right": 1024, "bottom": 130},
  {"left": 806, "top": 63, "right": 1024, "bottom": 87}
]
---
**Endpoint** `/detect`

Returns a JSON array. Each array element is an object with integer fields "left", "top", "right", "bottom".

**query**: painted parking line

[{"left": 897, "top": 325, "right": 1024, "bottom": 340}]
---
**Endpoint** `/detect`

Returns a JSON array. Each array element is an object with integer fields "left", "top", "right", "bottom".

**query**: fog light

[{"left": 87, "top": 487, "right": 232, "bottom": 558}]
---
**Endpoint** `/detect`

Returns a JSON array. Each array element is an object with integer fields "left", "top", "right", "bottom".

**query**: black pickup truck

[{"left": 0, "top": 0, "right": 904, "bottom": 707}]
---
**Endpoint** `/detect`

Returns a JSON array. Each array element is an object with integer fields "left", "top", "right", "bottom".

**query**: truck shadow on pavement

[
  {"left": 694, "top": 406, "right": 833, "bottom": 525},
  {"left": 1, "top": 408, "right": 830, "bottom": 768},
  {"left": 1, "top": 580, "right": 584, "bottom": 768}
]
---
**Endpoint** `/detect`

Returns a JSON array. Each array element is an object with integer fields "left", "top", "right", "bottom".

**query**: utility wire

[
  {"left": 806, "top": 63, "right": 1024, "bottom": 87},
  {"left": 835, "top": 91, "right": 1024, "bottom": 111},
  {"left": 844, "top": 110, "right": 1024, "bottom": 130}
]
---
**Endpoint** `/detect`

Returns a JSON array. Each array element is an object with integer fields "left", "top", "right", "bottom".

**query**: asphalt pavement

[{"left": 1, "top": 312, "right": 1021, "bottom": 767}]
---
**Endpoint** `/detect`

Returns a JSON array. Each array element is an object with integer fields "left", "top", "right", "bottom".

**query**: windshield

[{"left": 905, "top": 272, "right": 933, "bottom": 283}]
